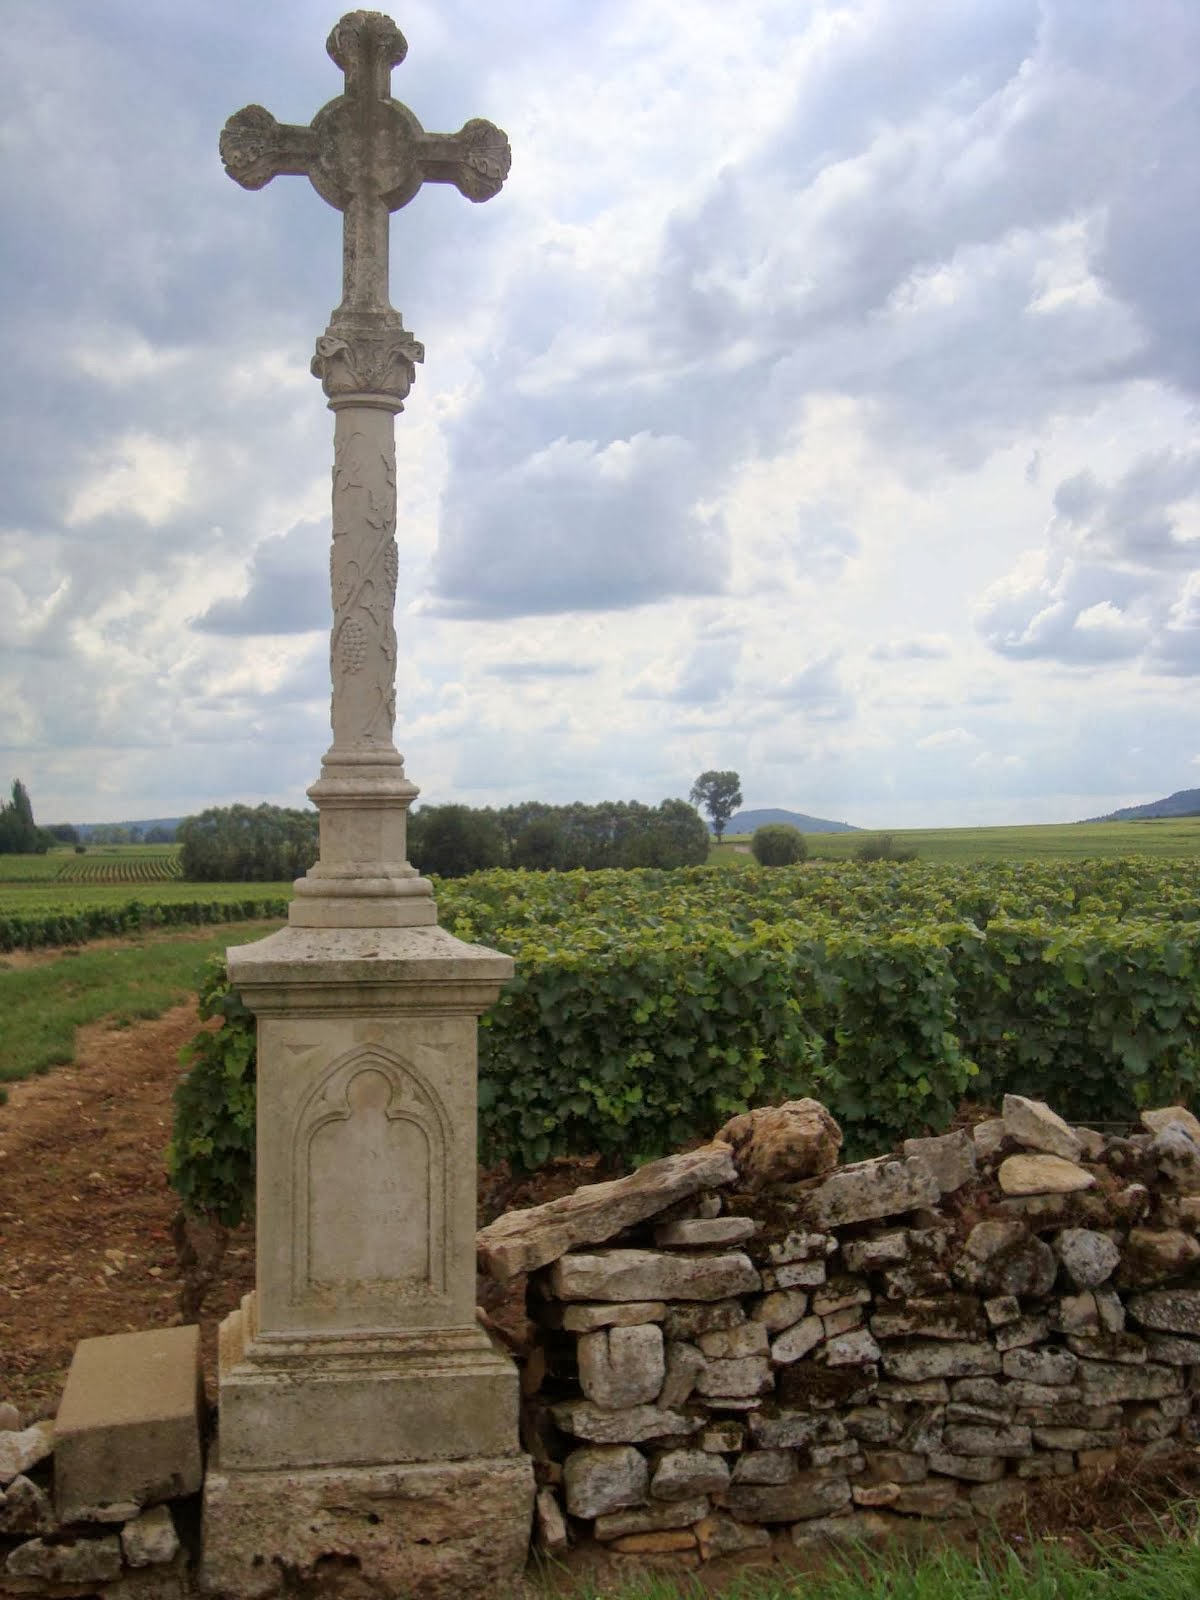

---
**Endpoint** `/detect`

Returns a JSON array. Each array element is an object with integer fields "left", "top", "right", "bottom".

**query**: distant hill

[
  {"left": 723, "top": 808, "right": 860, "bottom": 836},
  {"left": 1086, "top": 789, "right": 1200, "bottom": 823}
]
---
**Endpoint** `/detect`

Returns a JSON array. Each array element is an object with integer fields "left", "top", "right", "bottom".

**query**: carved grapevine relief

[{"left": 329, "top": 424, "right": 399, "bottom": 749}]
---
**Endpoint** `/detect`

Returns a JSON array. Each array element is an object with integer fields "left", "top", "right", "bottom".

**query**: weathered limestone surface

[
  {"left": 200, "top": 1456, "right": 534, "bottom": 1600},
  {"left": 1002, "top": 1095, "right": 1083, "bottom": 1161},
  {"left": 550, "top": 1249, "right": 760, "bottom": 1303},
  {"left": 578, "top": 1325, "right": 665, "bottom": 1409},
  {"left": 0, "top": 1424, "right": 53, "bottom": 1489},
  {"left": 807, "top": 1156, "right": 941, "bottom": 1227},
  {"left": 479, "top": 1143, "right": 737, "bottom": 1282},
  {"left": 563, "top": 1445, "right": 647, "bottom": 1519},
  {"left": 53, "top": 1328, "right": 202, "bottom": 1523},
  {"left": 999, "top": 1154, "right": 1095, "bottom": 1195}
]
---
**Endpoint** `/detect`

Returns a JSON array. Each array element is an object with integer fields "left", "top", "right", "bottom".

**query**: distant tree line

[
  {"left": 178, "top": 804, "right": 320, "bottom": 882},
  {"left": 408, "top": 799, "right": 711, "bottom": 878},
  {"left": 175, "top": 796, "right": 711, "bottom": 883}
]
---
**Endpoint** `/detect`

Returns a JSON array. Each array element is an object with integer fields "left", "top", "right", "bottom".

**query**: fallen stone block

[
  {"left": 551, "top": 1249, "right": 760, "bottom": 1303},
  {"left": 999, "top": 1154, "right": 1095, "bottom": 1196},
  {"left": 714, "top": 1098, "right": 842, "bottom": 1189},
  {"left": 1002, "top": 1095, "right": 1083, "bottom": 1162},
  {"left": 54, "top": 1326, "right": 203, "bottom": 1523},
  {"left": 807, "top": 1157, "right": 941, "bottom": 1228}
]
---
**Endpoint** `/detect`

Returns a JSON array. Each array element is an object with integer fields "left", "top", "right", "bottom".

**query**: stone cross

[{"left": 220, "top": 10, "right": 510, "bottom": 927}]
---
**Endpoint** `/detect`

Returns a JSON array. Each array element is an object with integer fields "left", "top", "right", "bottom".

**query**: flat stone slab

[
  {"left": 550, "top": 1248, "right": 759, "bottom": 1303},
  {"left": 54, "top": 1326, "right": 203, "bottom": 1523},
  {"left": 477, "top": 1142, "right": 737, "bottom": 1283}
]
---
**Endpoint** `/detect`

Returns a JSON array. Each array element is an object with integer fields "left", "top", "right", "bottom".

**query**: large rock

[
  {"left": 1055, "top": 1229, "right": 1120, "bottom": 1288},
  {"left": 578, "top": 1324, "right": 665, "bottom": 1409},
  {"left": 0, "top": 1475, "right": 54, "bottom": 1536},
  {"left": 694, "top": 1357, "right": 773, "bottom": 1398},
  {"left": 1002, "top": 1095, "right": 1083, "bottom": 1161},
  {"left": 1076, "top": 1360, "right": 1181, "bottom": 1402},
  {"left": 594, "top": 1497, "right": 709, "bottom": 1539},
  {"left": 550, "top": 1249, "right": 760, "bottom": 1303},
  {"left": 477, "top": 1142, "right": 738, "bottom": 1282},
  {"left": 121, "top": 1504, "right": 180, "bottom": 1567},
  {"left": 649, "top": 1450, "right": 730, "bottom": 1500},
  {"left": 1150, "top": 1126, "right": 1200, "bottom": 1191},
  {"left": 955, "top": 1221, "right": 1057, "bottom": 1299},
  {"left": 563, "top": 1444, "right": 648, "bottom": 1519},
  {"left": 714, "top": 1099, "right": 842, "bottom": 1190},
  {"left": 999, "top": 1154, "right": 1095, "bottom": 1195},
  {"left": 1127, "top": 1289, "right": 1200, "bottom": 1335},
  {"left": 807, "top": 1156, "right": 941, "bottom": 1228},
  {"left": 871, "top": 1296, "right": 986, "bottom": 1342}
]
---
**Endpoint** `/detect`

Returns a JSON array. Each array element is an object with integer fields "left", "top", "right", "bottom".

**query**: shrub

[
  {"left": 855, "top": 832, "right": 917, "bottom": 863},
  {"left": 752, "top": 824, "right": 808, "bottom": 866}
]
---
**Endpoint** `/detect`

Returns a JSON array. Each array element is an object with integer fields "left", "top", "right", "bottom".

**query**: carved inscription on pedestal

[{"left": 292, "top": 1044, "right": 449, "bottom": 1308}]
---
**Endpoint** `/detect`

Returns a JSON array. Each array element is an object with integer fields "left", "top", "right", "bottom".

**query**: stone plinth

[
  {"left": 54, "top": 1326, "right": 204, "bottom": 1523},
  {"left": 203, "top": 924, "right": 532, "bottom": 1588},
  {"left": 200, "top": 1455, "right": 535, "bottom": 1600}
]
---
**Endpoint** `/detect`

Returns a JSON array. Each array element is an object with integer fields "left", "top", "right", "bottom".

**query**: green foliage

[
  {"left": 167, "top": 957, "right": 258, "bottom": 1226},
  {"left": 689, "top": 770, "right": 743, "bottom": 841},
  {"left": 408, "top": 804, "right": 509, "bottom": 878},
  {"left": 169, "top": 858, "right": 1200, "bottom": 1221},
  {"left": 0, "top": 893, "right": 289, "bottom": 953},
  {"left": 855, "top": 832, "right": 918, "bottom": 862},
  {"left": 177, "top": 803, "right": 318, "bottom": 883},
  {"left": 0, "top": 779, "right": 51, "bottom": 855},
  {"left": 752, "top": 823, "right": 808, "bottom": 866}
]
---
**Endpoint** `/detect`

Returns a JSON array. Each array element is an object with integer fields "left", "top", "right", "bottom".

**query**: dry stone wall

[{"left": 479, "top": 1095, "right": 1200, "bottom": 1565}]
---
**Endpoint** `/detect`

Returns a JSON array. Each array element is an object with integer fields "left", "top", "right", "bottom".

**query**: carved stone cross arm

[{"left": 220, "top": 9, "right": 511, "bottom": 344}]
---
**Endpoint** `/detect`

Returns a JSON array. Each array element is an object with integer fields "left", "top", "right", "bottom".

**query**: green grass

[
  {"left": 551, "top": 1522, "right": 1200, "bottom": 1599},
  {"left": 0, "top": 920, "right": 282, "bottom": 1088},
  {"left": 0, "top": 877, "right": 294, "bottom": 914},
  {"left": 711, "top": 817, "right": 1200, "bottom": 865}
]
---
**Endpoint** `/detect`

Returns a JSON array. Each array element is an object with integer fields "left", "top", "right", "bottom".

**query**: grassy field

[
  {"left": 554, "top": 1522, "right": 1200, "bottom": 1598},
  {"left": 714, "top": 816, "right": 1200, "bottom": 865},
  {"left": 0, "top": 846, "right": 292, "bottom": 914},
  {"left": 0, "top": 920, "right": 283, "bottom": 1090}
]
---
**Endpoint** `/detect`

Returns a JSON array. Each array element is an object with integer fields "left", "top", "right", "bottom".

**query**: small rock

[
  {"left": 0, "top": 1475, "right": 54, "bottom": 1536},
  {"left": 1066, "top": 1332, "right": 1147, "bottom": 1365},
  {"left": 973, "top": 1118, "right": 1008, "bottom": 1157},
  {"left": 0, "top": 1404, "right": 20, "bottom": 1433},
  {"left": 1056, "top": 1292, "right": 1100, "bottom": 1334},
  {"left": 882, "top": 1340, "right": 1001, "bottom": 1381},
  {"left": 1150, "top": 1127, "right": 1200, "bottom": 1191},
  {"left": 655, "top": 1217, "right": 759, "bottom": 1248},
  {"left": 694, "top": 1514, "right": 772, "bottom": 1559},
  {"left": 808, "top": 1156, "right": 941, "bottom": 1228},
  {"left": 1002, "top": 1094, "right": 1083, "bottom": 1161},
  {"left": 695, "top": 1357, "right": 773, "bottom": 1398},
  {"left": 715, "top": 1098, "right": 843, "bottom": 1190},
  {"left": 853, "top": 1482, "right": 902, "bottom": 1507},
  {"left": 791, "top": 1511, "right": 894, "bottom": 1546},
  {"left": 999, "top": 1154, "right": 1095, "bottom": 1196},
  {"left": 553, "top": 1401, "right": 701, "bottom": 1444},
  {"left": 993, "top": 1314, "right": 1049, "bottom": 1352},
  {"left": 0, "top": 1421, "right": 53, "bottom": 1486},
  {"left": 551, "top": 1249, "right": 760, "bottom": 1303},
  {"left": 698, "top": 1323, "right": 768, "bottom": 1360},
  {"left": 748, "top": 1409, "right": 840, "bottom": 1449},
  {"left": 732, "top": 1449, "right": 797, "bottom": 1485},
  {"left": 5, "top": 1536, "right": 122, "bottom": 1584},
  {"left": 659, "top": 1342, "right": 706, "bottom": 1408},
  {"left": 1056, "top": 1228, "right": 1121, "bottom": 1288},
  {"left": 770, "top": 1316, "right": 825, "bottom": 1364},
  {"left": 662, "top": 1300, "right": 745, "bottom": 1341},
  {"left": 561, "top": 1302, "right": 667, "bottom": 1332},
  {"left": 984, "top": 1295, "right": 1021, "bottom": 1327},
  {"left": 535, "top": 1488, "right": 568, "bottom": 1555},
  {"left": 563, "top": 1444, "right": 649, "bottom": 1519},
  {"left": 594, "top": 1497, "right": 709, "bottom": 1540},
  {"left": 609, "top": 1529, "right": 697, "bottom": 1555},
  {"left": 751, "top": 1289, "right": 809, "bottom": 1333},
  {"left": 902, "top": 1131, "right": 977, "bottom": 1194},
  {"left": 892, "top": 1480, "right": 964, "bottom": 1517},
  {"left": 1076, "top": 1360, "right": 1182, "bottom": 1402},
  {"left": 1002, "top": 1348, "right": 1078, "bottom": 1386},
  {"left": 956, "top": 1220, "right": 1057, "bottom": 1299},
  {"left": 767, "top": 1230, "right": 837, "bottom": 1265},
  {"left": 650, "top": 1449, "right": 730, "bottom": 1500},
  {"left": 824, "top": 1328, "right": 882, "bottom": 1367},
  {"left": 579, "top": 1324, "right": 665, "bottom": 1409},
  {"left": 765, "top": 1259, "right": 828, "bottom": 1290},
  {"left": 842, "top": 1233, "right": 909, "bottom": 1273},
  {"left": 120, "top": 1505, "right": 180, "bottom": 1567},
  {"left": 872, "top": 1296, "right": 986, "bottom": 1342},
  {"left": 1095, "top": 1287, "right": 1126, "bottom": 1332},
  {"left": 1141, "top": 1106, "right": 1200, "bottom": 1142},
  {"left": 812, "top": 1277, "right": 872, "bottom": 1317},
  {"left": 699, "top": 1421, "right": 743, "bottom": 1453},
  {"left": 927, "top": 1450, "right": 1006, "bottom": 1483},
  {"left": 724, "top": 1471, "right": 852, "bottom": 1523},
  {"left": 1127, "top": 1288, "right": 1200, "bottom": 1335},
  {"left": 942, "top": 1423, "right": 1032, "bottom": 1457},
  {"left": 1120, "top": 1228, "right": 1200, "bottom": 1286}
]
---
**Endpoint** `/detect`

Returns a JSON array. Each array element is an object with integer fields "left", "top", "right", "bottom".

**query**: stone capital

[{"left": 312, "top": 311, "right": 424, "bottom": 406}]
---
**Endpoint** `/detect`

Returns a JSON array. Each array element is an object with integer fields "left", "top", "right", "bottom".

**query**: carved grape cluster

[
  {"left": 338, "top": 619, "right": 368, "bottom": 673},
  {"left": 382, "top": 539, "right": 399, "bottom": 599}
]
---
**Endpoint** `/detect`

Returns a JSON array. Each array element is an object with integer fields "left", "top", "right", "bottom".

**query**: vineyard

[
  {"left": 53, "top": 849, "right": 182, "bottom": 883},
  {"left": 170, "top": 856, "right": 1200, "bottom": 1222}
]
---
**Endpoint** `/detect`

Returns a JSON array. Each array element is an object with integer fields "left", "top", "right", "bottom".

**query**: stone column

[{"left": 201, "top": 16, "right": 530, "bottom": 1598}]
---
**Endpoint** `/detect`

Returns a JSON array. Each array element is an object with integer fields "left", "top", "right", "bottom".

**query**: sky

[{"left": 1, "top": 0, "right": 1197, "bottom": 830}]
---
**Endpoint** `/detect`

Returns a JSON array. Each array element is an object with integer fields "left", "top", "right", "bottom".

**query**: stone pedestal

[{"left": 200, "top": 926, "right": 533, "bottom": 1597}]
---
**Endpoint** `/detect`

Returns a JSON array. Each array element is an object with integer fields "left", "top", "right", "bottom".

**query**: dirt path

[{"left": 0, "top": 1004, "right": 255, "bottom": 1420}]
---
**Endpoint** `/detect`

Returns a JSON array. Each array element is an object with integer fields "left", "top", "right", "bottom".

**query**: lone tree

[{"left": 689, "top": 770, "right": 743, "bottom": 843}]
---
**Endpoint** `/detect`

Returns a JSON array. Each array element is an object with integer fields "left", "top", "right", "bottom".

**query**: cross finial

[{"left": 220, "top": 10, "right": 511, "bottom": 402}]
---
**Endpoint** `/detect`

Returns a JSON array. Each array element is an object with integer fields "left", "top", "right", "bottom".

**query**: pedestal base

[
  {"left": 215, "top": 1295, "right": 523, "bottom": 1471},
  {"left": 200, "top": 1453, "right": 535, "bottom": 1600}
]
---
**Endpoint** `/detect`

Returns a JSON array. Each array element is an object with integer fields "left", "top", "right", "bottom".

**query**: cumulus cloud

[{"left": 194, "top": 521, "right": 329, "bottom": 635}]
